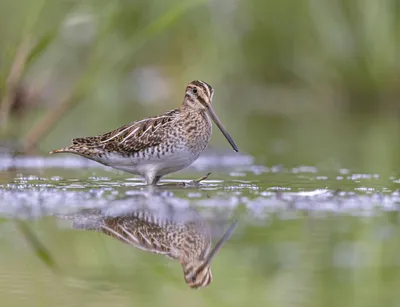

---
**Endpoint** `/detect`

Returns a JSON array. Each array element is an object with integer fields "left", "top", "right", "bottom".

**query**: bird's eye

[{"left": 192, "top": 88, "right": 198, "bottom": 94}]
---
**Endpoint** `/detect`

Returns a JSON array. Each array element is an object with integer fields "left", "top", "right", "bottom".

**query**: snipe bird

[
  {"left": 57, "top": 199, "right": 237, "bottom": 289},
  {"left": 49, "top": 80, "right": 238, "bottom": 185}
]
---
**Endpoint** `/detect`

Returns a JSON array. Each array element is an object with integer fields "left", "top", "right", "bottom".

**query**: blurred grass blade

[
  {"left": 26, "top": 31, "right": 57, "bottom": 66},
  {"left": 141, "top": 0, "right": 207, "bottom": 37},
  {"left": 112, "top": 0, "right": 207, "bottom": 70},
  {"left": 15, "top": 220, "right": 59, "bottom": 273}
]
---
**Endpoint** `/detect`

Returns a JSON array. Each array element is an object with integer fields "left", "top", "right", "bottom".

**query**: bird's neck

[{"left": 180, "top": 99, "right": 197, "bottom": 111}]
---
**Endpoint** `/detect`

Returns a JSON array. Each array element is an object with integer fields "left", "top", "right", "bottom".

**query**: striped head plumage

[
  {"left": 181, "top": 220, "right": 238, "bottom": 289},
  {"left": 183, "top": 80, "right": 214, "bottom": 110},
  {"left": 183, "top": 80, "right": 238, "bottom": 152}
]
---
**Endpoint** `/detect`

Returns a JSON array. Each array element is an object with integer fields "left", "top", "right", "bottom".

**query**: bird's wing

[{"left": 72, "top": 109, "right": 180, "bottom": 153}]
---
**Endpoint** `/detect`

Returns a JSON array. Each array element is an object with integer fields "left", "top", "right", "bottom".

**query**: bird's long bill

[
  {"left": 205, "top": 220, "right": 238, "bottom": 266},
  {"left": 205, "top": 105, "right": 239, "bottom": 152}
]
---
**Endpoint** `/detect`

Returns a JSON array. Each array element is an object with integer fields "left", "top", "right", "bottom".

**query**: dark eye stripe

[
  {"left": 196, "top": 94, "right": 207, "bottom": 105},
  {"left": 190, "top": 80, "right": 213, "bottom": 99}
]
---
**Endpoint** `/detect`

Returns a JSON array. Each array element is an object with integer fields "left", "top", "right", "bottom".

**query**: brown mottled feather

[{"left": 70, "top": 109, "right": 180, "bottom": 154}]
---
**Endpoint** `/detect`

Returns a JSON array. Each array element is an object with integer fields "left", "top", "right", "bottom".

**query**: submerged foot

[
  {"left": 184, "top": 172, "right": 211, "bottom": 188},
  {"left": 158, "top": 173, "right": 211, "bottom": 188}
]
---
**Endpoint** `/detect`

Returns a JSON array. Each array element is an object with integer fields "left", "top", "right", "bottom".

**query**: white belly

[{"left": 99, "top": 148, "right": 198, "bottom": 177}]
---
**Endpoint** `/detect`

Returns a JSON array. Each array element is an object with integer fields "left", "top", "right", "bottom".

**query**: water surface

[{"left": 0, "top": 149, "right": 400, "bottom": 307}]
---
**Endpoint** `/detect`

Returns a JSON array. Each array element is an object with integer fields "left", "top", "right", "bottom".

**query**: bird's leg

[
  {"left": 183, "top": 172, "right": 211, "bottom": 188},
  {"left": 144, "top": 172, "right": 161, "bottom": 186},
  {"left": 153, "top": 175, "right": 162, "bottom": 185}
]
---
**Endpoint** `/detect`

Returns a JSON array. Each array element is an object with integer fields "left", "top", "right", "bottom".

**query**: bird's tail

[
  {"left": 49, "top": 146, "right": 79, "bottom": 155},
  {"left": 49, "top": 136, "right": 103, "bottom": 155}
]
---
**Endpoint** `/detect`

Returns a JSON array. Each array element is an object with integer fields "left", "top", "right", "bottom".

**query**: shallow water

[{"left": 1, "top": 148, "right": 400, "bottom": 307}]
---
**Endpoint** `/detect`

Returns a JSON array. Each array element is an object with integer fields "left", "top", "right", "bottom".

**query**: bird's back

[{"left": 72, "top": 109, "right": 181, "bottom": 153}]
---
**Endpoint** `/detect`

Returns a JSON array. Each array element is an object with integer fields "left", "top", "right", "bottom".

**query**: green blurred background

[
  {"left": 1, "top": 0, "right": 400, "bottom": 171},
  {"left": 2, "top": 1, "right": 400, "bottom": 306}
]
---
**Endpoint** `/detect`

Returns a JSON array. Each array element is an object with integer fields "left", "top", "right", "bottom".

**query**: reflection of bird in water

[{"left": 56, "top": 196, "right": 237, "bottom": 289}]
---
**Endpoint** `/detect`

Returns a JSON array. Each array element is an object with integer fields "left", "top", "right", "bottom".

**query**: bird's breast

[{"left": 181, "top": 112, "right": 212, "bottom": 154}]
